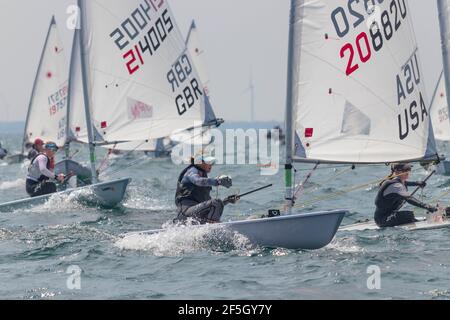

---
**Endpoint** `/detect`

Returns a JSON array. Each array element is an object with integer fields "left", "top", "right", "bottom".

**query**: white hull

[
  {"left": 123, "top": 210, "right": 347, "bottom": 250},
  {"left": 339, "top": 216, "right": 450, "bottom": 232},
  {"left": 0, "top": 178, "right": 131, "bottom": 212}
]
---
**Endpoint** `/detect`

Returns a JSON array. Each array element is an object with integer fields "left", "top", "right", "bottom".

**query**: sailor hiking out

[
  {"left": 375, "top": 163, "right": 438, "bottom": 227},
  {"left": 26, "top": 142, "right": 65, "bottom": 197},
  {"left": 175, "top": 154, "right": 238, "bottom": 224}
]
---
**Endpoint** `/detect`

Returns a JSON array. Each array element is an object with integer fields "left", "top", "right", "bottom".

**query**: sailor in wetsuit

[
  {"left": 174, "top": 154, "right": 237, "bottom": 224},
  {"left": 374, "top": 163, "right": 437, "bottom": 227},
  {"left": 26, "top": 142, "right": 65, "bottom": 197}
]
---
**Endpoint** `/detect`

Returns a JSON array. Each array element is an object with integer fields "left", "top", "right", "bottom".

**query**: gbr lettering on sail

[
  {"left": 109, "top": 0, "right": 203, "bottom": 117},
  {"left": 332, "top": 0, "right": 428, "bottom": 141}
]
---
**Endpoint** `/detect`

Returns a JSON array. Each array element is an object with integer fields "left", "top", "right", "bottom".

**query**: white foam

[
  {"left": 0, "top": 178, "right": 25, "bottom": 190},
  {"left": 327, "top": 237, "right": 364, "bottom": 253},
  {"left": 20, "top": 187, "right": 93, "bottom": 214},
  {"left": 421, "top": 289, "right": 449, "bottom": 298},
  {"left": 115, "top": 223, "right": 252, "bottom": 256}
]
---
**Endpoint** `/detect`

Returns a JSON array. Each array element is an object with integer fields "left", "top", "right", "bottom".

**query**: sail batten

[{"left": 291, "top": 0, "right": 437, "bottom": 165}]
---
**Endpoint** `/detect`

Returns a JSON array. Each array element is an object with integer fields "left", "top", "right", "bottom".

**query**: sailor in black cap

[
  {"left": 174, "top": 154, "right": 236, "bottom": 224},
  {"left": 374, "top": 163, "right": 438, "bottom": 227}
]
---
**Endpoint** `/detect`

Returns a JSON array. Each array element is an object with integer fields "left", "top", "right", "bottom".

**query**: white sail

[
  {"left": 78, "top": 0, "right": 210, "bottom": 144},
  {"left": 430, "top": 71, "right": 450, "bottom": 141},
  {"left": 186, "top": 20, "right": 211, "bottom": 99},
  {"left": 292, "top": 0, "right": 436, "bottom": 164},
  {"left": 67, "top": 29, "right": 88, "bottom": 144},
  {"left": 184, "top": 20, "right": 217, "bottom": 147},
  {"left": 24, "top": 17, "right": 68, "bottom": 148}
]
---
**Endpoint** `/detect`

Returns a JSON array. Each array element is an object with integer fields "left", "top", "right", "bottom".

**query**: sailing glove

[
  {"left": 445, "top": 207, "right": 450, "bottom": 217},
  {"left": 223, "top": 195, "right": 240, "bottom": 205},
  {"left": 418, "top": 181, "right": 427, "bottom": 189},
  {"left": 406, "top": 181, "right": 427, "bottom": 188},
  {"left": 217, "top": 175, "right": 233, "bottom": 188}
]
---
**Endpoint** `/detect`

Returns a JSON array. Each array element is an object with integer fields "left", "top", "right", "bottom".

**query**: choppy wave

[
  {"left": 115, "top": 223, "right": 253, "bottom": 256},
  {"left": 16, "top": 188, "right": 95, "bottom": 215},
  {"left": 327, "top": 236, "right": 365, "bottom": 254},
  {"left": 122, "top": 184, "right": 172, "bottom": 211},
  {"left": 5, "top": 224, "right": 116, "bottom": 251},
  {"left": 0, "top": 178, "right": 24, "bottom": 190}
]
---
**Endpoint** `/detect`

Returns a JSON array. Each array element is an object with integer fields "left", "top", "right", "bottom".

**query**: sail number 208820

[{"left": 331, "top": 0, "right": 408, "bottom": 76}]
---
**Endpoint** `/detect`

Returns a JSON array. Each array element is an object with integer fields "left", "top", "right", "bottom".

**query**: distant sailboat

[
  {"left": 6, "top": 17, "right": 68, "bottom": 164},
  {"left": 429, "top": 0, "right": 450, "bottom": 175},
  {"left": 0, "top": 16, "right": 131, "bottom": 212},
  {"left": 429, "top": 71, "right": 450, "bottom": 174}
]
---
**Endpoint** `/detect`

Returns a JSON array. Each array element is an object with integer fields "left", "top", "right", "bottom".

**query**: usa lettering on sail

[{"left": 396, "top": 53, "right": 428, "bottom": 140}]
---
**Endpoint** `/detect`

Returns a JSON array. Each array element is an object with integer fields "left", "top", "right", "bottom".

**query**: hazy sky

[{"left": 0, "top": 0, "right": 443, "bottom": 122}]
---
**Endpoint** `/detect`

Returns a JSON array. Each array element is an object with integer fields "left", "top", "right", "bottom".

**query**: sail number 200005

[{"left": 332, "top": 0, "right": 408, "bottom": 76}]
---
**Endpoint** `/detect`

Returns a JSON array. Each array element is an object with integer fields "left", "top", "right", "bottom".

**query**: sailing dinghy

[
  {"left": 0, "top": 17, "right": 131, "bottom": 212},
  {"left": 428, "top": 0, "right": 450, "bottom": 175},
  {"left": 6, "top": 17, "right": 68, "bottom": 165},
  {"left": 341, "top": 0, "right": 450, "bottom": 232},
  {"left": 120, "top": 0, "right": 357, "bottom": 251},
  {"left": 129, "top": 0, "right": 444, "bottom": 247}
]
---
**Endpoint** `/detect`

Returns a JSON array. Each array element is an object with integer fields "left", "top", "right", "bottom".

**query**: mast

[
  {"left": 22, "top": 16, "right": 56, "bottom": 155},
  {"left": 78, "top": 0, "right": 98, "bottom": 183},
  {"left": 284, "top": 0, "right": 301, "bottom": 214},
  {"left": 186, "top": 20, "right": 196, "bottom": 45},
  {"left": 438, "top": 0, "right": 450, "bottom": 126},
  {"left": 64, "top": 29, "right": 79, "bottom": 171}
]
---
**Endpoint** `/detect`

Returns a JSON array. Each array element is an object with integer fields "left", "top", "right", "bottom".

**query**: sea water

[{"left": 1, "top": 133, "right": 450, "bottom": 300}]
